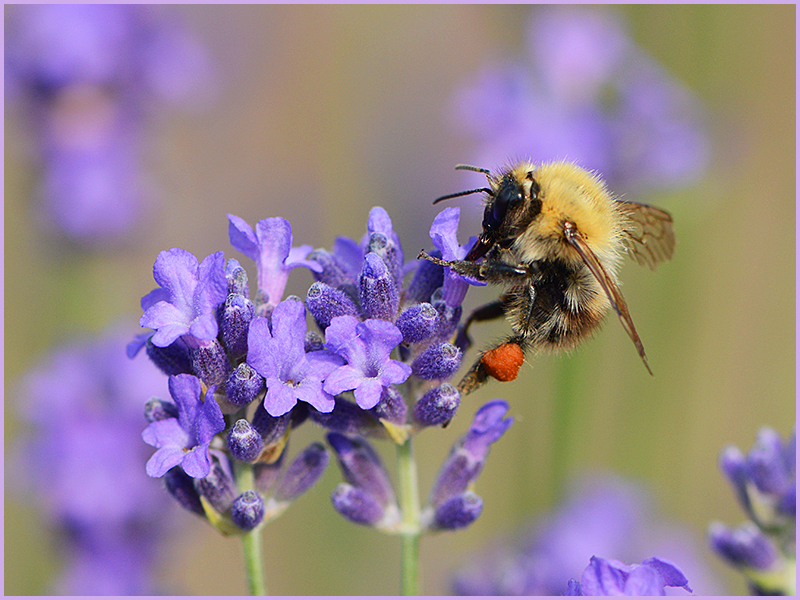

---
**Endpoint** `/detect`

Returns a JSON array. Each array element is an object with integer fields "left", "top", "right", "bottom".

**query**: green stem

[
  {"left": 236, "top": 461, "right": 268, "bottom": 595},
  {"left": 396, "top": 436, "right": 421, "bottom": 595}
]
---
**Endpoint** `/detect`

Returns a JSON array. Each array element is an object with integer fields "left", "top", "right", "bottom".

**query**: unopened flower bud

[
  {"left": 413, "top": 383, "right": 460, "bottom": 427},
  {"left": 189, "top": 338, "right": 231, "bottom": 386},
  {"left": 359, "top": 252, "right": 399, "bottom": 321},
  {"left": 195, "top": 457, "right": 237, "bottom": 514},
  {"left": 411, "top": 342, "right": 462, "bottom": 380},
  {"left": 431, "top": 491, "right": 483, "bottom": 530},
  {"left": 274, "top": 442, "right": 330, "bottom": 502},
  {"left": 225, "top": 362, "right": 265, "bottom": 407},
  {"left": 306, "top": 282, "right": 361, "bottom": 331},
  {"left": 164, "top": 467, "right": 204, "bottom": 516},
  {"left": 305, "top": 331, "right": 325, "bottom": 352},
  {"left": 220, "top": 293, "right": 255, "bottom": 358},
  {"left": 145, "top": 336, "right": 192, "bottom": 376},
  {"left": 367, "top": 231, "right": 403, "bottom": 288},
  {"left": 370, "top": 387, "right": 407, "bottom": 425},
  {"left": 327, "top": 432, "right": 395, "bottom": 508},
  {"left": 396, "top": 302, "right": 439, "bottom": 344},
  {"left": 331, "top": 483, "right": 385, "bottom": 526},
  {"left": 231, "top": 490, "right": 264, "bottom": 531},
  {"left": 228, "top": 419, "right": 264, "bottom": 462},
  {"left": 708, "top": 521, "right": 779, "bottom": 571},
  {"left": 225, "top": 258, "right": 250, "bottom": 297}
]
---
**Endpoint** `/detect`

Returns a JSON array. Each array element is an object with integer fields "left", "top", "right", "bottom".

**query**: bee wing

[
  {"left": 616, "top": 201, "right": 676, "bottom": 270},
  {"left": 564, "top": 224, "right": 653, "bottom": 375}
]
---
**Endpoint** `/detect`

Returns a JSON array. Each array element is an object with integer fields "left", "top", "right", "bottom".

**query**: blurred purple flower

[
  {"left": 323, "top": 315, "right": 412, "bottom": 410},
  {"left": 565, "top": 556, "right": 692, "bottom": 595},
  {"left": 709, "top": 426, "right": 795, "bottom": 595},
  {"left": 142, "top": 374, "right": 225, "bottom": 478},
  {"left": 452, "top": 7, "right": 708, "bottom": 195},
  {"left": 228, "top": 215, "right": 322, "bottom": 311},
  {"left": 452, "top": 474, "right": 723, "bottom": 595},
  {"left": 246, "top": 297, "right": 344, "bottom": 416},
  {"left": 139, "top": 248, "right": 228, "bottom": 348},
  {"left": 5, "top": 4, "right": 214, "bottom": 245},
  {"left": 13, "top": 327, "right": 179, "bottom": 594}
]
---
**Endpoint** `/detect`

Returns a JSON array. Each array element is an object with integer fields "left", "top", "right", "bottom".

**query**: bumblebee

[{"left": 421, "top": 160, "right": 675, "bottom": 395}]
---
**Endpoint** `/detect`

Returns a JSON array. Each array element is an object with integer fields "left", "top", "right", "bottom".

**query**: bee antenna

[
  {"left": 433, "top": 187, "right": 493, "bottom": 205},
  {"left": 454, "top": 164, "right": 492, "bottom": 176}
]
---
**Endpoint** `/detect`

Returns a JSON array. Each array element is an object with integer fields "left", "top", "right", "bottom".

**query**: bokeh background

[{"left": 4, "top": 4, "right": 795, "bottom": 595}]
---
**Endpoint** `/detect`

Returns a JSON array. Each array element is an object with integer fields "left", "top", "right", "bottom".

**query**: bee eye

[{"left": 484, "top": 177, "right": 522, "bottom": 231}]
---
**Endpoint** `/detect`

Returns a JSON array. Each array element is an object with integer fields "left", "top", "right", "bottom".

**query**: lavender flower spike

[
  {"left": 139, "top": 248, "right": 228, "bottom": 347},
  {"left": 323, "top": 315, "right": 412, "bottom": 410},
  {"left": 142, "top": 374, "right": 225, "bottom": 478},
  {"left": 247, "top": 297, "right": 343, "bottom": 416},
  {"left": 228, "top": 214, "right": 321, "bottom": 308}
]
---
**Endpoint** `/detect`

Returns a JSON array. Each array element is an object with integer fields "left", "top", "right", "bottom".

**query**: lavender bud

[
  {"left": 220, "top": 293, "right": 255, "bottom": 358},
  {"left": 431, "top": 491, "right": 483, "bottom": 530},
  {"left": 164, "top": 467, "right": 205, "bottom": 516},
  {"left": 396, "top": 302, "right": 439, "bottom": 344},
  {"left": 274, "top": 442, "right": 330, "bottom": 502},
  {"left": 747, "top": 427, "right": 791, "bottom": 495},
  {"left": 252, "top": 403, "right": 292, "bottom": 446},
  {"left": 411, "top": 342, "right": 462, "bottom": 380},
  {"left": 145, "top": 336, "right": 192, "bottom": 376},
  {"left": 367, "top": 231, "right": 403, "bottom": 288},
  {"left": 306, "top": 282, "right": 361, "bottom": 331},
  {"left": 413, "top": 383, "right": 460, "bottom": 427},
  {"left": 359, "top": 252, "right": 399, "bottom": 321},
  {"left": 304, "top": 331, "right": 325, "bottom": 353},
  {"left": 327, "top": 432, "right": 395, "bottom": 507},
  {"left": 407, "top": 248, "right": 444, "bottom": 304},
  {"left": 227, "top": 419, "right": 264, "bottom": 463},
  {"left": 433, "top": 295, "right": 462, "bottom": 341},
  {"left": 195, "top": 458, "right": 237, "bottom": 514},
  {"left": 331, "top": 483, "right": 385, "bottom": 526},
  {"left": 144, "top": 398, "right": 179, "bottom": 423},
  {"left": 231, "top": 490, "right": 264, "bottom": 531},
  {"left": 189, "top": 339, "right": 231, "bottom": 386},
  {"left": 708, "top": 521, "right": 779, "bottom": 570},
  {"left": 225, "top": 258, "right": 250, "bottom": 297},
  {"left": 369, "top": 387, "right": 407, "bottom": 425},
  {"left": 225, "top": 362, "right": 265, "bottom": 407}
]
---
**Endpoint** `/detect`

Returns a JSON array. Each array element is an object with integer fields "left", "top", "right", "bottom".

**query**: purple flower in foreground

[
  {"left": 453, "top": 474, "right": 723, "bottom": 595},
  {"left": 565, "top": 556, "right": 691, "bottom": 596},
  {"left": 246, "top": 297, "right": 343, "bottom": 416},
  {"left": 139, "top": 248, "right": 228, "bottom": 348},
  {"left": 323, "top": 315, "right": 412, "bottom": 410},
  {"left": 228, "top": 214, "right": 321, "bottom": 310},
  {"left": 142, "top": 374, "right": 225, "bottom": 478}
]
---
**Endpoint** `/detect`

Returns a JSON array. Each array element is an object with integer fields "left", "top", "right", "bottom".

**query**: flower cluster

[
  {"left": 452, "top": 474, "right": 722, "bottom": 595},
  {"left": 12, "top": 328, "right": 177, "bottom": 594},
  {"left": 450, "top": 7, "right": 708, "bottom": 195},
  {"left": 131, "top": 206, "right": 512, "bottom": 535},
  {"left": 5, "top": 4, "right": 213, "bottom": 245},
  {"left": 709, "top": 426, "right": 796, "bottom": 595}
]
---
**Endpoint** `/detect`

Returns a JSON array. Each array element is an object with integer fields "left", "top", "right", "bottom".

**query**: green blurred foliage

[{"left": 5, "top": 5, "right": 794, "bottom": 595}]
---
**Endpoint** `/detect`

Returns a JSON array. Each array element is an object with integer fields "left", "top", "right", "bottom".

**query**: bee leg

[
  {"left": 456, "top": 335, "right": 528, "bottom": 396},
  {"left": 454, "top": 299, "right": 507, "bottom": 352}
]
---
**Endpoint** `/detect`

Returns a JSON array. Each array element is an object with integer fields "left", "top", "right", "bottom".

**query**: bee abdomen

[{"left": 507, "top": 260, "right": 606, "bottom": 351}]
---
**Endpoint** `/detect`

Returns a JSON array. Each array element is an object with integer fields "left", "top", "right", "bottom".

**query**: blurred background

[{"left": 4, "top": 4, "right": 795, "bottom": 595}]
